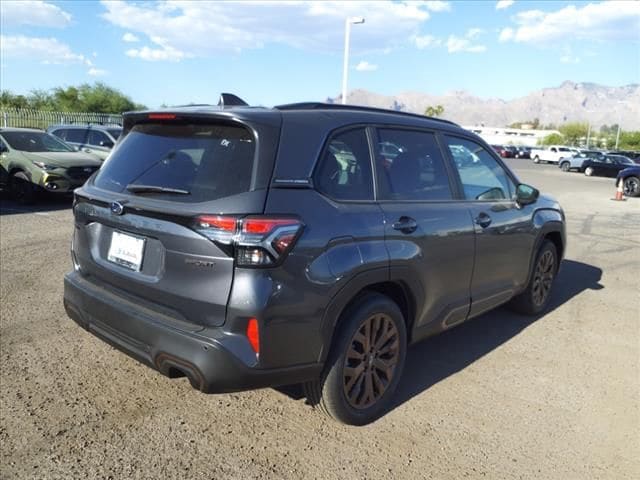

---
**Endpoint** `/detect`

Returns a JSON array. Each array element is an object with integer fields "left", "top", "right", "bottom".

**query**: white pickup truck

[{"left": 530, "top": 145, "right": 578, "bottom": 164}]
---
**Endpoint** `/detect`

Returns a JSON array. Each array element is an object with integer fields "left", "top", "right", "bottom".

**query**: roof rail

[{"left": 273, "top": 102, "right": 459, "bottom": 126}]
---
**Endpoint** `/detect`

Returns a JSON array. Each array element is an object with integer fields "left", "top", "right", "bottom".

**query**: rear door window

[
  {"left": 375, "top": 129, "right": 453, "bottom": 201},
  {"left": 88, "top": 130, "right": 110, "bottom": 146},
  {"left": 93, "top": 123, "right": 256, "bottom": 203},
  {"left": 65, "top": 129, "right": 87, "bottom": 143},
  {"left": 50, "top": 129, "right": 67, "bottom": 140},
  {"left": 314, "top": 128, "right": 374, "bottom": 201}
]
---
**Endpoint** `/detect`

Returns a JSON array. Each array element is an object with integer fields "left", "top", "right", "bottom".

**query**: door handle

[
  {"left": 392, "top": 216, "right": 418, "bottom": 234},
  {"left": 475, "top": 212, "right": 492, "bottom": 228},
  {"left": 83, "top": 148, "right": 92, "bottom": 153}
]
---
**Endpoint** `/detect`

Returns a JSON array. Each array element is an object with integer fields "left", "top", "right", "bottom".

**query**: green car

[{"left": 0, "top": 128, "right": 102, "bottom": 203}]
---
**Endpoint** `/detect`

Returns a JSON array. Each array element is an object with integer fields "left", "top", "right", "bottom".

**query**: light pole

[
  {"left": 615, "top": 100, "right": 630, "bottom": 150},
  {"left": 341, "top": 16, "right": 365, "bottom": 105}
]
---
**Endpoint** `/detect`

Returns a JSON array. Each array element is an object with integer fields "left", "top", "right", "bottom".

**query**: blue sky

[{"left": 1, "top": 0, "right": 639, "bottom": 108}]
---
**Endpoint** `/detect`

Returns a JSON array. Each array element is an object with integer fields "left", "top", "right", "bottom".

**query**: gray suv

[
  {"left": 47, "top": 124, "right": 122, "bottom": 160},
  {"left": 63, "top": 96, "right": 565, "bottom": 425}
]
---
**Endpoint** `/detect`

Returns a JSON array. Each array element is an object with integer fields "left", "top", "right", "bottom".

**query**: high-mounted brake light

[
  {"left": 148, "top": 113, "right": 177, "bottom": 120},
  {"left": 193, "top": 215, "right": 303, "bottom": 267}
]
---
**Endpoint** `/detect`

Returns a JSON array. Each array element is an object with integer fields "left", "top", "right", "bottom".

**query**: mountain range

[{"left": 329, "top": 81, "right": 640, "bottom": 130}]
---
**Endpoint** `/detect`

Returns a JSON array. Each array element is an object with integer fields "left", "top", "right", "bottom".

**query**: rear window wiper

[{"left": 126, "top": 184, "right": 190, "bottom": 195}]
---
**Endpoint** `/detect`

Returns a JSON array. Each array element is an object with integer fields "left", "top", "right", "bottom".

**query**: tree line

[
  {"left": 0, "top": 83, "right": 146, "bottom": 114},
  {"left": 538, "top": 122, "right": 640, "bottom": 150}
]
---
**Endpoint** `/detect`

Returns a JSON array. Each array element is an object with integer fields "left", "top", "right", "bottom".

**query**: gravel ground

[{"left": 1, "top": 160, "right": 638, "bottom": 479}]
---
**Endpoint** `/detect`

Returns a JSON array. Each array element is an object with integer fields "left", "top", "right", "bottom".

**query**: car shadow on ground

[
  {"left": 276, "top": 260, "right": 604, "bottom": 414},
  {"left": 389, "top": 259, "right": 603, "bottom": 414},
  {"left": 0, "top": 191, "right": 73, "bottom": 216}
]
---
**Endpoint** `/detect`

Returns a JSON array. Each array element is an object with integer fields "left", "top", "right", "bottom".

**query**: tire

[
  {"left": 533, "top": 156, "right": 540, "bottom": 164},
  {"left": 509, "top": 240, "right": 558, "bottom": 316},
  {"left": 623, "top": 176, "right": 640, "bottom": 197},
  {"left": 304, "top": 292, "right": 407, "bottom": 426},
  {"left": 560, "top": 162, "right": 571, "bottom": 172},
  {"left": 584, "top": 166, "right": 594, "bottom": 176},
  {"left": 10, "top": 171, "right": 36, "bottom": 204}
]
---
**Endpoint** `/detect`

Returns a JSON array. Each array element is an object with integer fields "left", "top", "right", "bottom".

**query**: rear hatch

[{"left": 71, "top": 110, "right": 281, "bottom": 327}]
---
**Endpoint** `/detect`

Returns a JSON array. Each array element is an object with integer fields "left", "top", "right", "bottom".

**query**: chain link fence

[{"left": 0, "top": 109, "right": 123, "bottom": 130}]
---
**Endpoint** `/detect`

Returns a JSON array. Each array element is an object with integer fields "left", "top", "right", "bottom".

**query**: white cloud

[
  {"left": 498, "top": 27, "right": 514, "bottom": 42},
  {"left": 447, "top": 35, "right": 486, "bottom": 53},
  {"left": 466, "top": 28, "right": 484, "bottom": 39},
  {"left": 0, "top": 0, "right": 72, "bottom": 28},
  {"left": 88, "top": 67, "right": 107, "bottom": 76},
  {"left": 0, "top": 35, "right": 85, "bottom": 64},
  {"left": 101, "top": 0, "right": 445, "bottom": 61},
  {"left": 355, "top": 60, "right": 378, "bottom": 71},
  {"left": 559, "top": 55, "right": 580, "bottom": 64},
  {"left": 446, "top": 28, "right": 486, "bottom": 53},
  {"left": 126, "top": 45, "right": 186, "bottom": 62},
  {"left": 1, "top": 35, "right": 108, "bottom": 77},
  {"left": 413, "top": 34, "right": 441, "bottom": 49},
  {"left": 499, "top": 1, "right": 640, "bottom": 44},
  {"left": 122, "top": 32, "right": 140, "bottom": 43},
  {"left": 496, "top": 0, "right": 514, "bottom": 10},
  {"left": 559, "top": 46, "right": 580, "bottom": 64},
  {"left": 423, "top": 1, "right": 451, "bottom": 13}
]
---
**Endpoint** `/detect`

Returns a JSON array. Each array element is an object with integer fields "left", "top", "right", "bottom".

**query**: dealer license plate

[{"left": 107, "top": 231, "right": 145, "bottom": 271}]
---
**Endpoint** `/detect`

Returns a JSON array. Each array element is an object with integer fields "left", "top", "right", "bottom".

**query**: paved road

[{"left": 1, "top": 160, "right": 638, "bottom": 479}]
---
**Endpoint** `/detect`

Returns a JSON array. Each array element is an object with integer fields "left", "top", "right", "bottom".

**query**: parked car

[
  {"left": 616, "top": 166, "right": 640, "bottom": 197},
  {"left": 611, "top": 150, "right": 640, "bottom": 163},
  {"left": 496, "top": 145, "right": 517, "bottom": 158},
  {"left": 63, "top": 96, "right": 566, "bottom": 425},
  {"left": 530, "top": 145, "right": 576, "bottom": 164},
  {"left": 0, "top": 128, "right": 102, "bottom": 203},
  {"left": 47, "top": 124, "right": 122, "bottom": 161},
  {"left": 583, "top": 154, "right": 636, "bottom": 177},
  {"left": 558, "top": 150, "right": 604, "bottom": 172},
  {"left": 515, "top": 146, "right": 532, "bottom": 159}
]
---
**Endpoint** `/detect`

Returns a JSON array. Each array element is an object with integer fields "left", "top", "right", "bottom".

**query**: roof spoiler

[{"left": 218, "top": 93, "right": 249, "bottom": 108}]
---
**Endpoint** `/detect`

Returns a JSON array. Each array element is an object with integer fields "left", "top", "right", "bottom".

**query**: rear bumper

[{"left": 63, "top": 271, "right": 322, "bottom": 393}]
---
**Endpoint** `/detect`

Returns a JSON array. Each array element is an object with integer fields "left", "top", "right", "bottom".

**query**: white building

[{"left": 463, "top": 125, "right": 561, "bottom": 147}]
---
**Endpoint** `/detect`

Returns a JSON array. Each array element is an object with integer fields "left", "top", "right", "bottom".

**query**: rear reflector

[{"left": 246, "top": 318, "right": 260, "bottom": 354}]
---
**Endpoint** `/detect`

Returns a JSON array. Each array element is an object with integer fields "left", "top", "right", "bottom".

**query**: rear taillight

[{"left": 194, "top": 215, "right": 303, "bottom": 267}]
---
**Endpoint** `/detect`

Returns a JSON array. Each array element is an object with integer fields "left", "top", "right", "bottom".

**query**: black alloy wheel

[
  {"left": 342, "top": 313, "right": 400, "bottom": 410},
  {"left": 623, "top": 176, "right": 640, "bottom": 197},
  {"left": 531, "top": 249, "right": 555, "bottom": 307}
]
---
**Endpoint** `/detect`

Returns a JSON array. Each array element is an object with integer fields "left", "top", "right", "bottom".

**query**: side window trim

[
  {"left": 370, "top": 125, "right": 461, "bottom": 203},
  {"left": 311, "top": 124, "right": 376, "bottom": 203},
  {"left": 443, "top": 133, "right": 519, "bottom": 202}
]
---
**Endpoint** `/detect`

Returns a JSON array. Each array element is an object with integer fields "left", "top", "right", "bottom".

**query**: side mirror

[
  {"left": 0, "top": 143, "right": 7, "bottom": 153},
  {"left": 99, "top": 140, "right": 114, "bottom": 148},
  {"left": 516, "top": 183, "right": 539, "bottom": 206}
]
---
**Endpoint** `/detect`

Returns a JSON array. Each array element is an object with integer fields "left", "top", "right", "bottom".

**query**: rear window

[
  {"left": 1, "top": 131, "right": 74, "bottom": 152},
  {"left": 93, "top": 123, "right": 256, "bottom": 203}
]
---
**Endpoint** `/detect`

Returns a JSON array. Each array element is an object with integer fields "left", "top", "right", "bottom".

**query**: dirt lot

[{"left": 1, "top": 160, "right": 638, "bottom": 479}]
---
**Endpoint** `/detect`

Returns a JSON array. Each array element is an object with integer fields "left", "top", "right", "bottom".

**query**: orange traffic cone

[{"left": 612, "top": 178, "right": 626, "bottom": 201}]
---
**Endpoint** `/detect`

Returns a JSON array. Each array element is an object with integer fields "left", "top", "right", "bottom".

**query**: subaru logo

[{"left": 110, "top": 201, "right": 124, "bottom": 215}]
